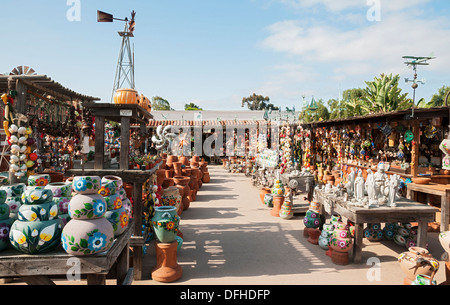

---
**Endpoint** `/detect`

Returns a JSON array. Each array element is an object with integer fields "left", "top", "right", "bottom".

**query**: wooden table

[
  {"left": 406, "top": 182, "right": 450, "bottom": 231},
  {"left": 0, "top": 219, "right": 134, "bottom": 285},
  {"left": 315, "top": 190, "right": 438, "bottom": 264}
]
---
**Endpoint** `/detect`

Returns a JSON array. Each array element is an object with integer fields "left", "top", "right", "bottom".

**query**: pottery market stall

[
  {"left": 0, "top": 219, "right": 134, "bottom": 285},
  {"left": 314, "top": 188, "right": 438, "bottom": 263}
]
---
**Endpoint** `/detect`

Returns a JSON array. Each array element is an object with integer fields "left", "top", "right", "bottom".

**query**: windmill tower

[{"left": 97, "top": 10, "right": 136, "bottom": 102}]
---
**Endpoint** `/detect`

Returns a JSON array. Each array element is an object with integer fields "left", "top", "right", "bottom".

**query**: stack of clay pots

[
  {"left": 329, "top": 222, "right": 353, "bottom": 265},
  {"left": 161, "top": 186, "right": 183, "bottom": 216},
  {"left": 199, "top": 158, "right": 210, "bottom": 183},
  {"left": 0, "top": 190, "right": 13, "bottom": 251},
  {"left": 10, "top": 187, "right": 62, "bottom": 254},
  {"left": 0, "top": 183, "right": 26, "bottom": 220},
  {"left": 279, "top": 196, "right": 293, "bottom": 220},
  {"left": 45, "top": 181, "right": 72, "bottom": 227},
  {"left": 174, "top": 176, "right": 191, "bottom": 212},
  {"left": 61, "top": 176, "right": 114, "bottom": 255},
  {"left": 271, "top": 179, "right": 285, "bottom": 217},
  {"left": 100, "top": 176, "right": 129, "bottom": 237}
]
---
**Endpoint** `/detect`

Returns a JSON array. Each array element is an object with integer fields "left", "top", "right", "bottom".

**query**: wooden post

[
  {"left": 94, "top": 116, "right": 105, "bottom": 169},
  {"left": 15, "top": 79, "right": 27, "bottom": 115},
  {"left": 132, "top": 182, "right": 143, "bottom": 280},
  {"left": 120, "top": 116, "right": 130, "bottom": 170},
  {"left": 410, "top": 124, "right": 420, "bottom": 178}
]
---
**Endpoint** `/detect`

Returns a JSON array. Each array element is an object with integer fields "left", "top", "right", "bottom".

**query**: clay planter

[
  {"left": 69, "top": 194, "right": 107, "bottom": 220},
  {"left": 412, "top": 178, "right": 431, "bottom": 185},
  {"left": 364, "top": 223, "right": 384, "bottom": 242},
  {"left": 104, "top": 205, "right": 129, "bottom": 237},
  {"left": 202, "top": 172, "right": 210, "bottom": 183},
  {"left": 156, "top": 168, "right": 167, "bottom": 186},
  {"left": 101, "top": 175, "right": 123, "bottom": 192},
  {"left": 398, "top": 247, "right": 440, "bottom": 282},
  {"left": 271, "top": 195, "right": 284, "bottom": 217},
  {"left": 104, "top": 193, "right": 123, "bottom": 211},
  {"left": 329, "top": 222, "right": 353, "bottom": 265},
  {"left": 165, "top": 169, "right": 174, "bottom": 179},
  {"left": 191, "top": 156, "right": 200, "bottom": 163},
  {"left": 161, "top": 186, "right": 182, "bottom": 211},
  {"left": 152, "top": 241, "right": 183, "bottom": 283},
  {"left": 72, "top": 176, "right": 101, "bottom": 195},
  {"left": 45, "top": 182, "right": 72, "bottom": 198},
  {"left": 166, "top": 155, "right": 178, "bottom": 168},
  {"left": 306, "top": 227, "right": 321, "bottom": 245},
  {"left": 264, "top": 194, "right": 273, "bottom": 208},
  {"left": 152, "top": 206, "right": 180, "bottom": 243},
  {"left": 28, "top": 174, "right": 51, "bottom": 187},
  {"left": 18, "top": 201, "right": 58, "bottom": 222},
  {"left": 179, "top": 156, "right": 189, "bottom": 166},
  {"left": 260, "top": 188, "right": 271, "bottom": 204},
  {"left": 61, "top": 217, "right": 114, "bottom": 255},
  {"left": 173, "top": 162, "right": 183, "bottom": 177}
]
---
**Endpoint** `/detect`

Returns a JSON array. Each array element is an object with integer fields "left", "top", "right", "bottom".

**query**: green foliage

[
  {"left": 300, "top": 98, "right": 330, "bottom": 123},
  {"left": 184, "top": 102, "right": 203, "bottom": 111},
  {"left": 152, "top": 96, "right": 174, "bottom": 111},
  {"left": 418, "top": 85, "right": 450, "bottom": 108},
  {"left": 242, "top": 93, "right": 279, "bottom": 111}
]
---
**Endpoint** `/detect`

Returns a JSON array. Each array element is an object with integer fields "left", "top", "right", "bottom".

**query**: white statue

[
  {"left": 374, "top": 162, "right": 388, "bottom": 204},
  {"left": 365, "top": 168, "right": 378, "bottom": 208},
  {"left": 387, "top": 174, "right": 400, "bottom": 207},
  {"left": 346, "top": 168, "right": 356, "bottom": 197},
  {"left": 354, "top": 171, "right": 365, "bottom": 202}
]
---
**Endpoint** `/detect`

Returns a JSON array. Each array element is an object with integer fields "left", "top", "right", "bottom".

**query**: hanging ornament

[
  {"left": 404, "top": 130, "right": 414, "bottom": 144},
  {"left": 424, "top": 125, "right": 438, "bottom": 139}
]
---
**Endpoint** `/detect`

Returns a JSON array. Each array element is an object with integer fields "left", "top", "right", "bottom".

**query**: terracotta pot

[
  {"left": 306, "top": 227, "right": 321, "bottom": 245},
  {"left": 260, "top": 188, "right": 271, "bottom": 204},
  {"left": 40, "top": 171, "right": 64, "bottom": 183},
  {"left": 151, "top": 241, "right": 183, "bottom": 283},
  {"left": 179, "top": 156, "right": 189, "bottom": 166},
  {"left": 331, "top": 250, "right": 350, "bottom": 265},
  {"left": 173, "top": 162, "right": 183, "bottom": 176},
  {"left": 271, "top": 195, "right": 284, "bottom": 217},
  {"left": 191, "top": 156, "right": 200, "bottom": 163},
  {"left": 202, "top": 172, "right": 210, "bottom": 183},
  {"left": 123, "top": 183, "right": 133, "bottom": 199},
  {"left": 398, "top": 247, "right": 440, "bottom": 282},
  {"left": 166, "top": 155, "right": 178, "bottom": 167},
  {"left": 165, "top": 169, "right": 174, "bottom": 179}
]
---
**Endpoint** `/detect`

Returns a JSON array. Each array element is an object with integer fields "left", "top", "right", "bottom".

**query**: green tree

[
  {"left": 152, "top": 96, "right": 174, "bottom": 111},
  {"left": 300, "top": 98, "right": 330, "bottom": 123},
  {"left": 420, "top": 85, "right": 450, "bottom": 108},
  {"left": 242, "top": 93, "right": 279, "bottom": 111},
  {"left": 328, "top": 88, "right": 367, "bottom": 119},
  {"left": 363, "top": 73, "right": 412, "bottom": 113},
  {"left": 184, "top": 102, "right": 203, "bottom": 111}
]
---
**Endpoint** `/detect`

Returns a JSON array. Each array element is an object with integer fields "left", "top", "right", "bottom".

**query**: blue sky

[{"left": 1, "top": 0, "right": 449, "bottom": 110}]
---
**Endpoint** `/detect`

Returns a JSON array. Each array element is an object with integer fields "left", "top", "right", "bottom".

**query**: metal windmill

[
  {"left": 97, "top": 10, "right": 137, "bottom": 102},
  {"left": 403, "top": 55, "right": 435, "bottom": 116}
]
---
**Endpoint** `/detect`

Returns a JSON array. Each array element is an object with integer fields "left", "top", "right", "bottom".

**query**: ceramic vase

[
  {"left": 260, "top": 187, "right": 271, "bottom": 204},
  {"left": 383, "top": 222, "right": 398, "bottom": 240},
  {"left": 10, "top": 187, "right": 62, "bottom": 254},
  {"left": 104, "top": 205, "right": 129, "bottom": 237},
  {"left": 319, "top": 223, "right": 334, "bottom": 250},
  {"left": 271, "top": 179, "right": 284, "bottom": 196},
  {"left": 329, "top": 222, "right": 353, "bottom": 265},
  {"left": 61, "top": 176, "right": 114, "bottom": 256},
  {"left": 162, "top": 186, "right": 182, "bottom": 212},
  {"left": 303, "top": 209, "right": 321, "bottom": 229},
  {"left": 45, "top": 182, "right": 72, "bottom": 198},
  {"left": 151, "top": 241, "right": 183, "bottom": 283},
  {"left": 202, "top": 172, "right": 210, "bottom": 183},
  {"left": 405, "top": 227, "right": 418, "bottom": 249},
  {"left": 264, "top": 194, "right": 273, "bottom": 208},
  {"left": 0, "top": 190, "right": 13, "bottom": 251},
  {"left": 279, "top": 197, "right": 294, "bottom": 219},
  {"left": 398, "top": 247, "right": 440, "bottom": 284},
  {"left": 27, "top": 174, "right": 51, "bottom": 187},
  {"left": 152, "top": 206, "right": 180, "bottom": 243},
  {"left": 394, "top": 225, "right": 410, "bottom": 247},
  {"left": 364, "top": 223, "right": 384, "bottom": 242},
  {"left": 1, "top": 183, "right": 26, "bottom": 219}
]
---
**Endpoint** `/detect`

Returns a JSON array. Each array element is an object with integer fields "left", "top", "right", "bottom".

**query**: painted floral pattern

[
  {"left": 10, "top": 221, "right": 62, "bottom": 254},
  {"left": 62, "top": 229, "right": 113, "bottom": 255},
  {"left": 71, "top": 199, "right": 106, "bottom": 219},
  {"left": 73, "top": 176, "right": 100, "bottom": 193}
]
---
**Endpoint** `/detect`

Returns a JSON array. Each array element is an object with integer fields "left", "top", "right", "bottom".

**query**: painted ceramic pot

[
  {"left": 0, "top": 183, "right": 26, "bottom": 197},
  {"left": 122, "top": 198, "right": 132, "bottom": 218},
  {"left": 69, "top": 194, "right": 107, "bottom": 219},
  {"left": 279, "top": 198, "right": 293, "bottom": 219},
  {"left": 72, "top": 176, "right": 101, "bottom": 195},
  {"left": 10, "top": 218, "right": 63, "bottom": 254},
  {"left": 439, "top": 139, "right": 450, "bottom": 155},
  {"left": 58, "top": 214, "right": 71, "bottom": 228},
  {"left": 152, "top": 206, "right": 180, "bottom": 243},
  {"left": 5, "top": 196, "right": 21, "bottom": 215},
  {"left": 259, "top": 187, "right": 271, "bottom": 204},
  {"left": 101, "top": 175, "right": 123, "bottom": 192},
  {"left": 0, "top": 176, "right": 9, "bottom": 186},
  {"left": 329, "top": 222, "right": 353, "bottom": 253},
  {"left": 264, "top": 194, "right": 273, "bottom": 208},
  {"left": 398, "top": 247, "right": 440, "bottom": 281},
  {"left": 0, "top": 190, "right": 6, "bottom": 204},
  {"left": 364, "top": 223, "right": 384, "bottom": 242},
  {"left": 21, "top": 187, "right": 53, "bottom": 205},
  {"left": 406, "top": 227, "right": 418, "bottom": 248},
  {"left": 318, "top": 230, "right": 331, "bottom": 250},
  {"left": 61, "top": 217, "right": 114, "bottom": 256},
  {"left": 161, "top": 186, "right": 182, "bottom": 209},
  {"left": 303, "top": 209, "right": 321, "bottom": 229},
  {"left": 45, "top": 182, "right": 72, "bottom": 198},
  {"left": 27, "top": 174, "right": 51, "bottom": 187},
  {"left": 53, "top": 197, "right": 71, "bottom": 214},
  {"left": 117, "top": 188, "right": 127, "bottom": 201},
  {"left": 411, "top": 274, "right": 437, "bottom": 285},
  {"left": 0, "top": 217, "right": 13, "bottom": 251},
  {"left": 104, "top": 205, "right": 129, "bottom": 237},
  {"left": 309, "top": 202, "right": 320, "bottom": 213},
  {"left": 383, "top": 222, "right": 398, "bottom": 240},
  {"left": 439, "top": 231, "right": 450, "bottom": 255},
  {"left": 18, "top": 201, "right": 58, "bottom": 222},
  {"left": 104, "top": 193, "right": 123, "bottom": 211},
  {"left": 98, "top": 180, "right": 118, "bottom": 197},
  {"left": 271, "top": 180, "right": 285, "bottom": 196}
]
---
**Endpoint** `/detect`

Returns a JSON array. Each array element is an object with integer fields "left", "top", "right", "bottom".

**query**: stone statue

[
  {"left": 346, "top": 168, "right": 356, "bottom": 197},
  {"left": 374, "top": 162, "right": 388, "bottom": 204},
  {"left": 354, "top": 171, "right": 365, "bottom": 202},
  {"left": 387, "top": 174, "right": 400, "bottom": 207},
  {"left": 365, "top": 169, "right": 378, "bottom": 208}
]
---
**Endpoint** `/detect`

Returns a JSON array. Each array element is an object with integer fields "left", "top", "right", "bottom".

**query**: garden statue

[
  {"left": 365, "top": 169, "right": 378, "bottom": 208},
  {"left": 374, "top": 162, "right": 388, "bottom": 205},
  {"left": 387, "top": 174, "right": 401, "bottom": 207},
  {"left": 353, "top": 170, "right": 365, "bottom": 206},
  {"left": 346, "top": 168, "right": 355, "bottom": 197}
]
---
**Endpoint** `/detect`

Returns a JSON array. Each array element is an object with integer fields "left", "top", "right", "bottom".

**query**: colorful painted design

[
  {"left": 28, "top": 175, "right": 51, "bottom": 187},
  {"left": 9, "top": 219, "right": 62, "bottom": 254},
  {"left": 0, "top": 183, "right": 26, "bottom": 197},
  {"left": 21, "top": 187, "right": 53, "bottom": 205},
  {"left": 70, "top": 198, "right": 106, "bottom": 219},
  {"left": 45, "top": 183, "right": 72, "bottom": 198},
  {"left": 72, "top": 176, "right": 101, "bottom": 194},
  {"left": 62, "top": 228, "right": 114, "bottom": 255},
  {"left": 18, "top": 202, "right": 58, "bottom": 222}
]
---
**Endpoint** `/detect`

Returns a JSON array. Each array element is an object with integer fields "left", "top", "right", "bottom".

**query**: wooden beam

[
  {"left": 94, "top": 116, "right": 105, "bottom": 169},
  {"left": 120, "top": 116, "right": 131, "bottom": 170}
]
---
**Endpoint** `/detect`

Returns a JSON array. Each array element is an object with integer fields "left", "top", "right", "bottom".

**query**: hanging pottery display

[
  {"left": 61, "top": 176, "right": 114, "bottom": 256},
  {"left": 0, "top": 190, "right": 13, "bottom": 251},
  {"left": 10, "top": 187, "right": 63, "bottom": 254}
]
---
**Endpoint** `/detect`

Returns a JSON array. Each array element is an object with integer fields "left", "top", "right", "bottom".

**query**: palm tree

[{"left": 363, "top": 73, "right": 412, "bottom": 113}]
